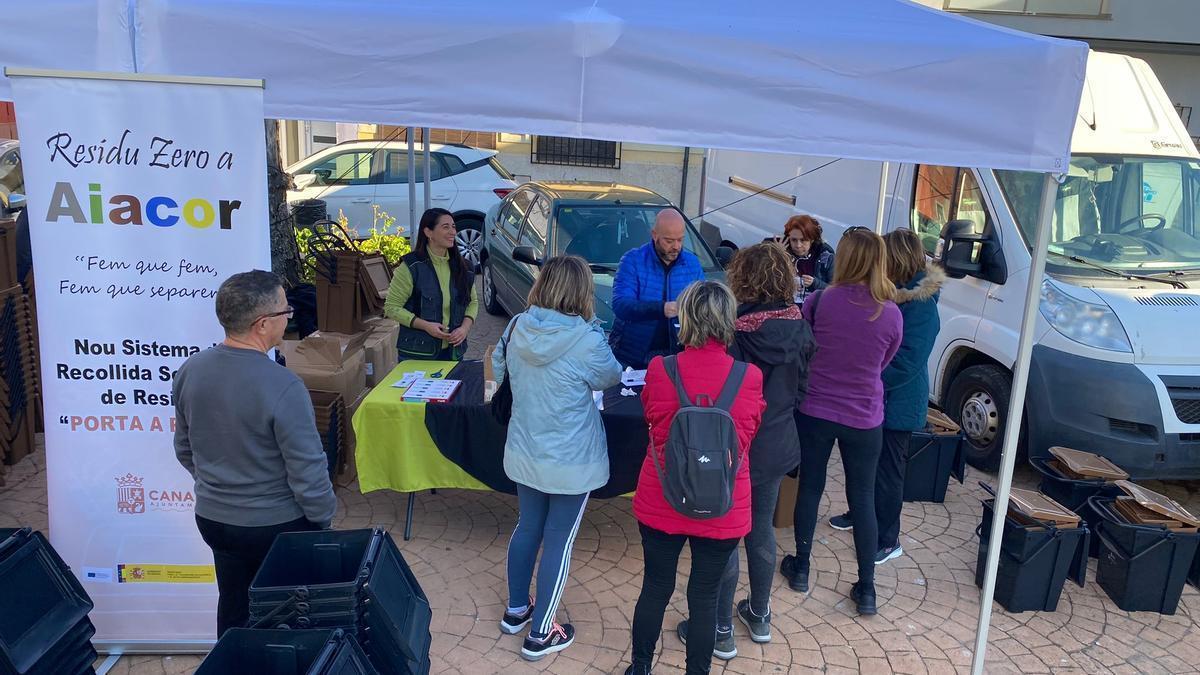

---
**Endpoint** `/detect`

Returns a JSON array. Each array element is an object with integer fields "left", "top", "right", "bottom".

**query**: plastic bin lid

[
  {"left": 1114, "top": 481, "right": 1200, "bottom": 528},
  {"left": 1049, "top": 447, "right": 1128, "bottom": 481},
  {"left": 982, "top": 483, "right": 1080, "bottom": 527},
  {"left": 925, "top": 409, "right": 960, "bottom": 436}
]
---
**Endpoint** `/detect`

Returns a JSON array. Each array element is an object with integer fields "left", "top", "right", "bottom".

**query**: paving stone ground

[
  {"left": 2, "top": 304, "right": 1199, "bottom": 674},
  {"left": 3, "top": 446, "right": 1198, "bottom": 674}
]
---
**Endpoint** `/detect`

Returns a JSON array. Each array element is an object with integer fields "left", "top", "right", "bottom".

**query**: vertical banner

[{"left": 10, "top": 72, "right": 269, "bottom": 645}]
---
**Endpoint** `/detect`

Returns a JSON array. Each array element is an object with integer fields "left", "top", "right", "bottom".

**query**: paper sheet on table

[{"left": 392, "top": 371, "right": 423, "bottom": 389}]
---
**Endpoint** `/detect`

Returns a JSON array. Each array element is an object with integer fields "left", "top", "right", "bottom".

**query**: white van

[{"left": 700, "top": 52, "right": 1200, "bottom": 478}]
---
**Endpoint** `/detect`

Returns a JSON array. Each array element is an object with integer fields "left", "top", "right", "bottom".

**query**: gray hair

[
  {"left": 215, "top": 270, "right": 283, "bottom": 335},
  {"left": 677, "top": 280, "right": 736, "bottom": 348}
]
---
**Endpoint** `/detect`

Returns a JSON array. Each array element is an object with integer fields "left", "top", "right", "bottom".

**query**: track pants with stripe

[{"left": 506, "top": 485, "right": 589, "bottom": 636}]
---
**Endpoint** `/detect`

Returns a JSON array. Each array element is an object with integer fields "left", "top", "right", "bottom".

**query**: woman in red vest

[{"left": 625, "top": 280, "right": 765, "bottom": 675}]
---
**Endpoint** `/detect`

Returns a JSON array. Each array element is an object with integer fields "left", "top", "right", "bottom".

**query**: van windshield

[{"left": 997, "top": 155, "right": 1200, "bottom": 273}]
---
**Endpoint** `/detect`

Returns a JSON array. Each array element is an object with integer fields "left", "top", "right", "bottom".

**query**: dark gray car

[{"left": 480, "top": 181, "right": 726, "bottom": 330}]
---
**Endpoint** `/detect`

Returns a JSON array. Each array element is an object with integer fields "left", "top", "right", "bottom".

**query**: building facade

[
  {"left": 921, "top": 0, "right": 1199, "bottom": 143},
  {"left": 280, "top": 123, "right": 705, "bottom": 218}
]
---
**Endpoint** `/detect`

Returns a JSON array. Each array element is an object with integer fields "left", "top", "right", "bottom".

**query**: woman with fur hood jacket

[{"left": 828, "top": 229, "right": 945, "bottom": 565}]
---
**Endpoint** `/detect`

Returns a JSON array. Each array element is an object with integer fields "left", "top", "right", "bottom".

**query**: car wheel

[
  {"left": 455, "top": 218, "right": 484, "bottom": 270},
  {"left": 945, "top": 364, "right": 1025, "bottom": 472},
  {"left": 482, "top": 260, "right": 506, "bottom": 316}
]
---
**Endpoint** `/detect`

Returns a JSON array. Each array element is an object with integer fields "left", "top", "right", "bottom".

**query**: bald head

[{"left": 652, "top": 209, "right": 687, "bottom": 264}]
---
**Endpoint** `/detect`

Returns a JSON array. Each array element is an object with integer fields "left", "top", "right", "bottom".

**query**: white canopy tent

[
  {"left": 4, "top": 0, "right": 1085, "bottom": 173},
  {"left": 4, "top": 1, "right": 1087, "bottom": 672}
]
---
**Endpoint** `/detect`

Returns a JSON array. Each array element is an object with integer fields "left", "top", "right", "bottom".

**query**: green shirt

[{"left": 383, "top": 252, "right": 479, "bottom": 348}]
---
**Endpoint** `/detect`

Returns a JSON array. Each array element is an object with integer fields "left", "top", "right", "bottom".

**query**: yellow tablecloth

[{"left": 352, "top": 360, "right": 490, "bottom": 494}]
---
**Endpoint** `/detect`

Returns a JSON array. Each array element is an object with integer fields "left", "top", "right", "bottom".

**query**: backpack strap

[
  {"left": 662, "top": 355, "right": 693, "bottom": 408},
  {"left": 714, "top": 361, "right": 749, "bottom": 412}
]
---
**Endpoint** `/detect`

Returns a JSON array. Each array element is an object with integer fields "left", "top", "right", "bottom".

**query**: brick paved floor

[
  {"left": 2, "top": 304, "right": 1199, "bottom": 673},
  {"left": 4, "top": 442, "right": 1198, "bottom": 674}
]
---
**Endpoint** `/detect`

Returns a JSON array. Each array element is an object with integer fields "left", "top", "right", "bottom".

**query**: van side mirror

[
  {"left": 716, "top": 246, "right": 734, "bottom": 268},
  {"left": 936, "top": 219, "right": 1007, "bottom": 284},
  {"left": 512, "top": 246, "right": 542, "bottom": 267}
]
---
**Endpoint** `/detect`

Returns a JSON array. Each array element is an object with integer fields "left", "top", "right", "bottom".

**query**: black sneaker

[
  {"left": 499, "top": 598, "right": 534, "bottom": 635},
  {"left": 875, "top": 545, "right": 903, "bottom": 565},
  {"left": 780, "top": 554, "right": 809, "bottom": 593},
  {"left": 736, "top": 598, "right": 771, "bottom": 643},
  {"left": 624, "top": 664, "right": 652, "bottom": 675},
  {"left": 851, "top": 582, "right": 877, "bottom": 616},
  {"left": 676, "top": 619, "right": 737, "bottom": 660},
  {"left": 521, "top": 622, "right": 575, "bottom": 661},
  {"left": 829, "top": 512, "right": 853, "bottom": 531}
]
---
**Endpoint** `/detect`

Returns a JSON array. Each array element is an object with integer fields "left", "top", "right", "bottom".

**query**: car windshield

[
  {"left": 552, "top": 205, "right": 720, "bottom": 272},
  {"left": 997, "top": 155, "right": 1200, "bottom": 273}
]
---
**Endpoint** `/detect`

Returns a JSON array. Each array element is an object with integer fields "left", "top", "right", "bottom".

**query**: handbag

[{"left": 489, "top": 315, "right": 521, "bottom": 425}]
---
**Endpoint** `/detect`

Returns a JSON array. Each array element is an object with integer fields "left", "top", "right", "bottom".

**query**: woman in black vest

[{"left": 384, "top": 208, "right": 478, "bottom": 361}]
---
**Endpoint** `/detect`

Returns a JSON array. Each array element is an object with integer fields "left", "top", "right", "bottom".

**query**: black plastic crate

[
  {"left": 1090, "top": 496, "right": 1200, "bottom": 615},
  {"left": 250, "top": 529, "right": 432, "bottom": 674},
  {"left": 0, "top": 529, "right": 96, "bottom": 675},
  {"left": 26, "top": 618, "right": 95, "bottom": 675},
  {"left": 197, "top": 629, "right": 375, "bottom": 675},
  {"left": 358, "top": 532, "right": 431, "bottom": 673},
  {"left": 250, "top": 529, "right": 375, "bottom": 627},
  {"left": 28, "top": 641, "right": 96, "bottom": 675},
  {"left": 1030, "top": 458, "right": 1122, "bottom": 558},
  {"left": 974, "top": 499, "right": 1088, "bottom": 613},
  {"left": 1189, "top": 544, "right": 1199, "bottom": 589},
  {"left": 902, "top": 426, "right": 965, "bottom": 503},
  {"left": 362, "top": 609, "right": 430, "bottom": 675}
]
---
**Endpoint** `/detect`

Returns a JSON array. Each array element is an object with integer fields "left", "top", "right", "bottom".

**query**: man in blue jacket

[{"left": 609, "top": 209, "right": 704, "bottom": 368}]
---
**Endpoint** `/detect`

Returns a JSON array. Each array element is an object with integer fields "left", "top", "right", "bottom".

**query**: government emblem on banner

[{"left": 115, "top": 473, "right": 146, "bottom": 514}]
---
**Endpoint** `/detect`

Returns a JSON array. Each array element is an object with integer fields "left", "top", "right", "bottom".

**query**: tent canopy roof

[{"left": 3, "top": 0, "right": 1087, "bottom": 172}]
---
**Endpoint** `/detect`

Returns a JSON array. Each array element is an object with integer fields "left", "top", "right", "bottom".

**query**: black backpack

[{"left": 651, "top": 356, "right": 748, "bottom": 519}]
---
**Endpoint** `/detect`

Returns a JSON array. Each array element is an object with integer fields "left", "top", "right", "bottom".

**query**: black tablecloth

[{"left": 423, "top": 360, "right": 648, "bottom": 498}]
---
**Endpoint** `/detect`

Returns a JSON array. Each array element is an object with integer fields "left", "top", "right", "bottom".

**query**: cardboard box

[
  {"left": 774, "top": 474, "right": 798, "bottom": 529},
  {"left": 363, "top": 331, "right": 398, "bottom": 387},
  {"left": 362, "top": 318, "right": 400, "bottom": 386},
  {"left": 337, "top": 387, "right": 371, "bottom": 486},
  {"left": 483, "top": 344, "right": 496, "bottom": 384},
  {"left": 283, "top": 332, "right": 368, "bottom": 404}
]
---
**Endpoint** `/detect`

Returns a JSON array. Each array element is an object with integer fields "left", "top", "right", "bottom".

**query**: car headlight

[{"left": 1039, "top": 280, "right": 1131, "bottom": 352}]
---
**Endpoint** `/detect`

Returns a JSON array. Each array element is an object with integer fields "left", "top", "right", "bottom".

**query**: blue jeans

[{"left": 506, "top": 485, "right": 589, "bottom": 636}]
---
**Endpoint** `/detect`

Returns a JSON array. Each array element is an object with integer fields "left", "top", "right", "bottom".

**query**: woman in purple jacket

[{"left": 780, "top": 227, "right": 901, "bottom": 616}]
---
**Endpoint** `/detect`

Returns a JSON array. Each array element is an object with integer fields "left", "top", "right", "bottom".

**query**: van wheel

[
  {"left": 481, "top": 260, "right": 506, "bottom": 316},
  {"left": 946, "top": 365, "right": 1025, "bottom": 472}
]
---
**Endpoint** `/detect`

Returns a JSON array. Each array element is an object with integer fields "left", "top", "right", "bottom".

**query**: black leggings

[
  {"left": 630, "top": 523, "right": 738, "bottom": 674},
  {"left": 792, "top": 412, "right": 883, "bottom": 584}
]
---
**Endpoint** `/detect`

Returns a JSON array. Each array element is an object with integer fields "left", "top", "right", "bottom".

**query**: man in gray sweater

[{"left": 174, "top": 270, "right": 337, "bottom": 637}]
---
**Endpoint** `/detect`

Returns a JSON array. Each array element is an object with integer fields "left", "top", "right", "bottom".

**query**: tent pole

[
  {"left": 970, "top": 171, "right": 1059, "bottom": 675},
  {"left": 408, "top": 128, "right": 417, "bottom": 234},
  {"left": 422, "top": 127, "right": 432, "bottom": 212},
  {"left": 874, "top": 161, "right": 889, "bottom": 233}
]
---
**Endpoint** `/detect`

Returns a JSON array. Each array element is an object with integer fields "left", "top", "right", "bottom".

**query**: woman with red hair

[{"left": 781, "top": 215, "right": 835, "bottom": 295}]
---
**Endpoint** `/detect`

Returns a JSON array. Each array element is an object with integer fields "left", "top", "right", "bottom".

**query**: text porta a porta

[{"left": 45, "top": 182, "right": 241, "bottom": 230}]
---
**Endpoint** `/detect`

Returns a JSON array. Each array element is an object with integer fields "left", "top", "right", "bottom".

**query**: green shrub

[{"left": 295, "top": 205, "right": 411, "bottom": 284}]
